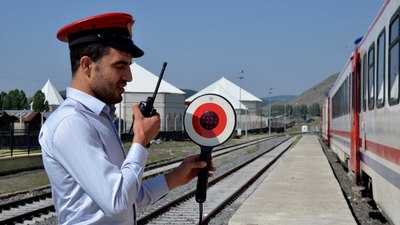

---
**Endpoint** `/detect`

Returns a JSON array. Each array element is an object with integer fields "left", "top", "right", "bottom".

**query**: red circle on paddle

[{"left": 192, "top": 103, "right": 227, "bottom": 138}]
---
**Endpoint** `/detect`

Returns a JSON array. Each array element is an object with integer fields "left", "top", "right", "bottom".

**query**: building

[{"left": 0, "top": 110, "right": 41, "bottom": 149}]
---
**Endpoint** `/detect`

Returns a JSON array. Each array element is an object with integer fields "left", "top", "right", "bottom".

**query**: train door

[
  {"left": 327, "top": 97, "right": 331, "bottom": 146},
  {"left": 360, "top": 53, "right": 367, "bottom": 153},
  {"left": 350, "top": 51, "right": 361, "bottom": 183}
]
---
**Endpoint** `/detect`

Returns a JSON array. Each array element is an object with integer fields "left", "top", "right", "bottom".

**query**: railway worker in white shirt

[{"left": 39, "top": 12, "right": 213, "bottom": 225}]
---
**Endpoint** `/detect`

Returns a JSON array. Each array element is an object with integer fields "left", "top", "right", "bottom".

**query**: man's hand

[
  {"left": 132, "top": 104, "right": 160, "bottom": 147},
  {"left": 164, "top": 154, "right": 216, "bottom": 190}
]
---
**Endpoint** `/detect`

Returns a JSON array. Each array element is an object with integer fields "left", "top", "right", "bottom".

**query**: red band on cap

[{"left": 57, "top": 12, "right": 134, "bottom": 42}]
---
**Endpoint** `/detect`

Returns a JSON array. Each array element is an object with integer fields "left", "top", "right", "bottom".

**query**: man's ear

[{"left": 80, "top": 56, "right": 93, "bottom": 77}]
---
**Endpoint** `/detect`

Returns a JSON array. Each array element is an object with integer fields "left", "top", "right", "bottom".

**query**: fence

[{"left": 0, "top": 129, "right": 40, "bottom": 157}]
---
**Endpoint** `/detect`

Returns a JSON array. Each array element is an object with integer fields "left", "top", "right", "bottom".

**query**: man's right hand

[{"left": 132, "top": 104, "right": 160, "bottom": 147}]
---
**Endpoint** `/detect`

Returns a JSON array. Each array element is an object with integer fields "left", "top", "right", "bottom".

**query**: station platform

[{"left": 228, "top": 134, "right": 356, "bottom": 225}]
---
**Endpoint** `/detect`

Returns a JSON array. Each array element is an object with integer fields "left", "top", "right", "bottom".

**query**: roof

[
  {"left": 41, "top": 80, "right": 64, "bottom": 105},
  {"left": 188, "top": 83, "right": 248, "bottom": 110},
  {"left": 0, "top": 111, "right": 18, "bottom": 124},
  {"left": 185, "top": 77, "right": 261, "bottom": 110},
  {"left": 125, "top": 62, "right": 185, "bottom": 95}
]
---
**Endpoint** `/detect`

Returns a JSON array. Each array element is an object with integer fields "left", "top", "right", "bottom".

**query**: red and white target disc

[{"left": 184, "top": 94, "right": 236, "bottom": 147}]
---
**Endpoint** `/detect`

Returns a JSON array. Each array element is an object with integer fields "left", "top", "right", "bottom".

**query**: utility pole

[
  {"left": 268, "top": 88, "right": 272, "bottom": 135},
  {"left": 238, "top": 70, "right": 244, "bottom": 136},
  {"left": 284, "top": 97, "right": 286, "bottom": 134}
]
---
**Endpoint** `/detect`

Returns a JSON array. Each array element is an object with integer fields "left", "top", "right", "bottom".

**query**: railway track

[
  {"left": 0, "top": 135, "right": 293, "bottom": 224},
  {"left": 0, "top": 190, "right": 54, "bottom": 225},
  {"left": 138, "top": 135, "right": 295, "bottom": 224},
  {"left": 143, "top": 136, "right": 274, "bottom": 178}
]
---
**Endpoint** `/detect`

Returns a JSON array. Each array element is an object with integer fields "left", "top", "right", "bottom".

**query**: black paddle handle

[{"left": 196, "top": 149, "right": 212, "bottom": 203}]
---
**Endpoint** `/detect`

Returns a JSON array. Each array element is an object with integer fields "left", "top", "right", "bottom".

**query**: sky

[{"left": 0, "top": 1, "right": 386, "bottom": 99}]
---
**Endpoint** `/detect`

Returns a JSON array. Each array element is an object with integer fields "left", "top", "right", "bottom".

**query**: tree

[
  {"left": 16, "top": 90, "right": 28, "bottom": 109},
  {"left": 32, "top": 90, "right": 49, "bottom": 112},
  {"left": 308, "top": 103, "right": 320, "bottom": 117},
  {"left": 286, "top": 104, "right": 293, "bottom": 116},
  {"left": 293, "top": 104, "right": 308, "bottom": 119},
  {"left": 265, "top": 103, "right": 294, "bottom": 117},
  {"left": 271, "top": 104, "right": 284, "bottom": 116},
  {"left": 0, "top": 89, "right": 28, "bottom": 110},
  {"left": 293, "top": 105, "right": 301, "bottom": 118},
  {"left": 0, "top": 91, "right": 6, "bottom": 110}
]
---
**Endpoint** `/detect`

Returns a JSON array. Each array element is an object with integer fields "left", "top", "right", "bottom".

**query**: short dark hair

[{"left": 69, "top": 43, "right": 110, "bottom": 75}]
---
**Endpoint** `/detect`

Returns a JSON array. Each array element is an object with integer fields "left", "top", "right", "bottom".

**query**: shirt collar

[{"left": 66, "top": 87, "right": 107, "bottom": 116}]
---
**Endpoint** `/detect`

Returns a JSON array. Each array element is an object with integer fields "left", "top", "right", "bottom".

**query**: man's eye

[{"left": 115, "top": 64, "right": 126, "bottom": 69}]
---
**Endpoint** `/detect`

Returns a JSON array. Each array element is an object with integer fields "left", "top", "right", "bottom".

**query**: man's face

[{"left": 89, "top": 48, "right": 132, "bottom": 104}]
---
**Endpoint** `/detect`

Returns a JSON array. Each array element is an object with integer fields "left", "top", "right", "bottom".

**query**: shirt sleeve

[
  {"left": 136, "top": 174, "right": 169, "bottom": 207},
  {"left": 52, "top": 113, "right": 148, "bottom": 217},
  {"left": 125, "top": 144, "right": 170, "bottom": 207}
]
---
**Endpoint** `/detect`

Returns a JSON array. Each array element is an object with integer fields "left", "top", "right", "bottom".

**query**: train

[{"left": 321, "top": 0, "right": 400, "bottom": 224}]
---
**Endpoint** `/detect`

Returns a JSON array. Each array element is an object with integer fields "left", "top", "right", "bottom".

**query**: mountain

[
  {"left": 260, "top": 72, "right": 339, "bottom": 108},
  {"left": 260, "top": 95, "right": 297, "bottom": 107},
  {"left": 289, "top": 72, "right": 338, "bottom": 106}
]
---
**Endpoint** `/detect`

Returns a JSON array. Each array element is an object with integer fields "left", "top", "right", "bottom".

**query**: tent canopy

[
  {"left": 125, "top": 62, "right": 185, "bottom": 94},
  {"left": 186, "top": 77, "right": 261, "bottom": 110},
  {"left": 41, "top": 80, "right": 64, "bottom": 105}
]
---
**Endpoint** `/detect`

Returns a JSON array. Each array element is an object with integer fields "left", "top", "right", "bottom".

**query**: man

[{"left": 39, "top": 12, "right": 211, "bottom": 225}]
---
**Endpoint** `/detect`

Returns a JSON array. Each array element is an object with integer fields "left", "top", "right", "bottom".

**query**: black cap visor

[{"left": 68, "top": 28, "right": 144, "bottom": 58}]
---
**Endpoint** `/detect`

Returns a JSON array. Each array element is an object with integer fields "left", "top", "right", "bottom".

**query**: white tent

[
  {"left": 125, "top": 62, "right": 185, "bottom": 95},
  {"left": 116, "top": 62, "right": 185, "bottom": 132},
  {"left": 40, "top": 80, "right": 64, "bottom": 111},
  {"left": 186, "top": 77, "right": 262, "bottom": 114},
  {"left": 187, "top": 82, "right": 248, "bottom": 110}
]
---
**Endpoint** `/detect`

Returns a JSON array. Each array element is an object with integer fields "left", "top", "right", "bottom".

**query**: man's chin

[
  {"left": 104, "top": 95, "right": 123, "bottom": 105},
  {"left": 113, "top": 96, "right": 123, "bottom": 104}
]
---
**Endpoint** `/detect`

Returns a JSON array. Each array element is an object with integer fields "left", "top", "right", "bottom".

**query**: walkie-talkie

[{"left": 128, "top": 62, "right": 167, "bottom": 136}]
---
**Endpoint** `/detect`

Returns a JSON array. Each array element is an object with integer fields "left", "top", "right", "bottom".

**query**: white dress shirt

[{"left": 39, "top": 87, "right": 169, "bottom": 225}]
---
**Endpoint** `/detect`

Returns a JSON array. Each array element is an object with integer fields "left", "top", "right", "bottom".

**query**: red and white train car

[{"left": 322, "top": 1, "right": 400, "bottom": 224}]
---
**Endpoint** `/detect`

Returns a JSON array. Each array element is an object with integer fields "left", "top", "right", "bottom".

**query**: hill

[
  {"left": 288, "top": 72, "right": 338, "bottom": 106},
  {"left": 260, "top": 95, "right": 297, "bottom": 107}
]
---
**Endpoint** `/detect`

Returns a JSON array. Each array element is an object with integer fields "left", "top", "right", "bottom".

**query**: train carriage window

[
  {"left": 363, "top": 54, "right": 367, "bottom": 111},
  {"left": 368, "top": 45, "right": 375, "bottom": 110},
  {"left": 376, "top": 30, "right": 385, "bottom": 108},
  {"left": 389, "top": 15, "right": 399, "bottom": 105},
  {"left": 332, "top": 76, "right": 350, "bottom": 119}
]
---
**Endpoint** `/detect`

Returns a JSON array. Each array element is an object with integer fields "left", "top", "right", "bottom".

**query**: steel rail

[{"left": 137, "top": 135, "right": 295, "bottom": 224}]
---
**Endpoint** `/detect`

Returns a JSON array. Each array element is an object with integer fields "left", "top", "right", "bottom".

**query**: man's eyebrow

[{"left": 112, "top": 60, "right": 132, "bottom": 66}]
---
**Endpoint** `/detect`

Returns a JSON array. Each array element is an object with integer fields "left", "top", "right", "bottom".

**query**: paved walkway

[{"left": 229, "top": 134, "right": 356, "bottom": 225}]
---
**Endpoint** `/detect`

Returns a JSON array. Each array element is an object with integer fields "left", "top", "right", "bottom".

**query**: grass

[
  {"left": 0, "top": 170, "right": 50, "bottom": 196},
  {"left": 123, "top": 140, "right": 198, "bottom": 163},
  {"left": 246, "top": 144, "right": 259, "bottom": 154},
  {"left": 123, "top": 133, "right": 268, "bottom": 163},
  {"left": 291, "top": 134, "right": 303, "bottom": 146}
]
